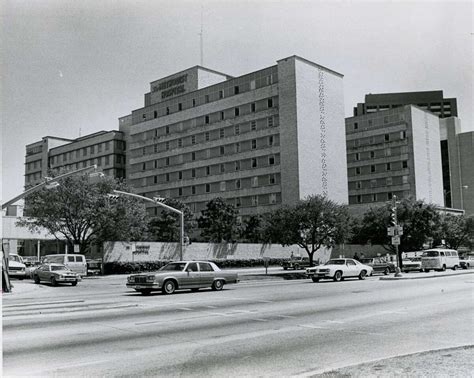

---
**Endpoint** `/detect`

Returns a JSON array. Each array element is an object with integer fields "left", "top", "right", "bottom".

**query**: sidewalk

[{"left": 380, "top": 268, "right": 474, "bottom": 280}]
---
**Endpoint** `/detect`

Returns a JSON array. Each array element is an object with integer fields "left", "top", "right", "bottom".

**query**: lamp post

[{"left": 110, "top": 190, "right": 185, "bottom": 261}]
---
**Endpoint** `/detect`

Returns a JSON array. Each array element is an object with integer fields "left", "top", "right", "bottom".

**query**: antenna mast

[{"left": 199, "top": 6, "right": 204, "bottom": 66}]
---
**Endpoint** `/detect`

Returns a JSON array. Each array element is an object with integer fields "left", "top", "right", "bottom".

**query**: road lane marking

[
  {"left": 324, "top": 320, "right": 345, "bottom": 324},
  {"left": 3, "top": 299, "right": 85, "bottom": 308},
  {"left": 298, "top": 324, "right": 327, "bottom": 329},
  {"left": 178, "top": 307, "right": 193, "bottom": 311},
  {"left": 276, "top": 315, "right": 296, "bottom": 319}
]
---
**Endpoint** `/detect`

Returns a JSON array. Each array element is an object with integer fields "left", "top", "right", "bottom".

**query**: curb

[{"left": 379, "top": 270, "right": 474, "bottom": 280}]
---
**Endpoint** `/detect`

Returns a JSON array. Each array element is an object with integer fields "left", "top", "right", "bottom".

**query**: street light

[{"left": 111, "top": 190, "right": 185, "bottom": 261}]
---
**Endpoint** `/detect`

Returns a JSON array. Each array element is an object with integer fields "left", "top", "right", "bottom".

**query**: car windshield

[
  {"left": 51, "top": 265, "right": 69, "bottom": 271},
  {"left": 325, "top": 259, "right": 346, "bottom": 265},
  {"left": 9, "top": 255, "right": 23, "bottom": 263},
  {"left": 360, "top": 259, "right": 372, "bottom": 264},
  {"left": 159, "top": 262, "right": 187, "bottom": 272},
  {"left": 422, "top": 251, "right": 439, "bottom": 257}
]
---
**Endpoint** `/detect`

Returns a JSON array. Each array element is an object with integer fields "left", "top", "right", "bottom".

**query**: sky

[{"left": 1, "top": 0, "right": 473, "bottom": 203}]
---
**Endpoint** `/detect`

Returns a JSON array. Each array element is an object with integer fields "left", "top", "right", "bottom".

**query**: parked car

[
  {"left": 402, "top": 257, "right": 423, "bottom": 273},
  {"left": 42, "top": 254, "right": 87, "bottom": 276},
  {"left": 86, "top": 259, "right": 103, "bottom": 275},
  {"left": 7, "top": 254, "right": 27, "bottom": 279},
  {"left": 126, "top": 261, "right": 240, "bottom": 295},
  {"left": 33, "top": 263, "right": 81, "bottom": 286},
  {"left": 360, "top": 257, "right": 396, "bottom": 275},
  {"left": 421, "top": 248, "right": 460, "bottom": 272},
  {"left": 281, "top": 256, "right": 313, "bottom": 270},
  {"left": 459, "top": 255, "right": 474, "bottom": 269},
  {"left": 306, "top": 258, "right": 373, "bottom": 282}
]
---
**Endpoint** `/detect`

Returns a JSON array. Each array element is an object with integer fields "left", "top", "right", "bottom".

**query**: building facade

[
  {"left": 24, "top": 131, "right": 126, "bottom": 189},
  {"left": 120, "top": 56, "right": 348, "bottom": 219},
  {"left": 346, "top": 105, "right": 444, "bottom": 215}
]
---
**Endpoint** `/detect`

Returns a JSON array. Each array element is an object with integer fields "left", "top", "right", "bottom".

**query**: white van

[
  {"left": 421, "top": 248, "right": 460, "bottom": 272},
  {"left": 8, "top": 254, "right": 27, "bottom": 279},
  {"left": 43, "top": 254, "right": 87, "bottom": 276}
]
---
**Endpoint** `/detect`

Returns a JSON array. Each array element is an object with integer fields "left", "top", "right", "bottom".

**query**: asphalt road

[{"left": 3, "top": 274, "right": 474, "bottom": 377}]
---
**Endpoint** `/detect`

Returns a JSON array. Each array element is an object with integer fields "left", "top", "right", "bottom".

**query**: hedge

[{"left": 103, "top": 258, "right": 290, "bottom": 275}]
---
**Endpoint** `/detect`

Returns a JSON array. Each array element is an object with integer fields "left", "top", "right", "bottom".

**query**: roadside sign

[
  {"left": 74, "top": 244, "right": 80, "bottom": 253},
  {"left": 387, "top": 227, "right": 395, "bottom": 236},
  {"left": 391, "top": 236, "right": 401, "bottom": 245}
]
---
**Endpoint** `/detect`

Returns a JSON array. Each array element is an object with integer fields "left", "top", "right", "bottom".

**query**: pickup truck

[{"left": 281, "top": 257, "right": 313, "bottom": 270}]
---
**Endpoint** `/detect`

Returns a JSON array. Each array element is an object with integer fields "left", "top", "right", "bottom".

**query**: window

[
  {"left": 105, "top": 155, "right": 110, "bottom": 165},
  {"left": 166, "top": 107, "right": 170, "bottom": 115},
  {"left": 234, "top": 86, "right": 239, "bottom": 95},
  {"left": 268, "top": 136, "right": 274, "bottom": 146},
  {"left": 220, "top": 181, "right": 226, "bottom": 191},
  {"left": 142, "top": 163, "right": 146, "bottom": 171},
  {"left": 178, "top": 188, "right": 183, "bottom": 196},
  {"left": 234, "top": 107, "right": 240, "bottom": 117},
  {"left": 205, "top": 132, "right": 210, "bottom": 141},
  {"left": 220, "top": 129, "right": 225, "bottom": 138},
  {"left": 220, "top": 146, "right": 225, "bottom": 155},
  {"left": 386, "top": 163, "right": 391, "bottom": 171},
  {"left": 143, "top": 114, "right": 146, "bottom": 119},
  {"left": 251, "top": 103, "right": 256, "bottom": 112},
  {"left": 219, "top": 90, "right": 224, "bottom": 99},
  {"left": 165, "top": 157, "right": 170, "bottom": 166},
  {"left": 269, "top": 193, "right": 277, "bottom": 204},
  {"left": 154, "top": 110, "right": 158, "bottom": 118},
  {"left": 357, "top": 195, "right": 362, "bottom": 203},
  {"left": 235, "top": 179, "right": 241, "bottom": 189},
  {"left": 372, "top": 193, "right": 377, "bottom": 202},
  {"left": 192, "top": 99, "right": 196, "bottom": 107},
  {"left": 178, "top": 103, "right": 182, "bottom": 111},
  {"left": 220, "top": 163, "right": 225, "bottom": 173},
  {"left": 192, "top": 185, "right": 196, "bottom": 195},
  {"left": 206, "top": 166, "right": 210, "bottom": 175},
  {"left": 235, "top": 197, "right": 241, "bottom": 207},
  {"left": 191, "top": 135, "right": 196, "bottom": 145},
  {"left": 83, "top": 148, "right": 87, "bottom": 156},
  {"left": 386, "top": 177, "right": 392, "bottom": 186},
  {"left": 400, "top": 130, "right": 407, "bottom": 139},
  {"left": 178, "top": 171, "right": 183, "bottom": 180},
  {"left": 267, "top": 117, "right": 274, "bottom": 127},
  {"left": 388, "top": 192, "right": 393, "bottom": 200},
  {"left": 370, "top": 179, "right": 377, "bottom": 188},
  {"left": 402, "top": 160, "right": 408, "bottom": 168},
  {"left": 370, "top": 151, "right": 375, "bottom": 159},
  {"left": 354, "top": 122, "right": 358, "bottom": 130},
  {"left": 235, "top": 161, "right": 240, "bottom": 171},
  {"left": 252, "top": 177, "right": 258, "bottom": 187},
  {"left": 154, "top": 176, "right": 158, "bottom": 184},
  {"left": 251, "top": 158, "right": 257, "bottom": 168},
  {"left": 166, "top": 173, "right": 170, "bottom": 182},
  {"left": 154, "top": 144, "right": 158, "bottom": 153},
  {"left": 384, "top": 116, "right": 389, "bottom": 124},
  {"left": 251, "top": 139, "right": 257, "bottom": 149},
  {"left": 268, "top": 155, "right": 275, "bottom": 165},
  {"left": 371, "top": 165, "right": 376, "bottom": 173},
  {"left": 205, "top": 94, "right": 209, "bottom": 103},
  {"left": 356, "top": 167, "right": 361, "bottom": 175},
  {"left": 235, "top": 125, "right": 240, "bottom": 135},
  {"left": 154, "top": 160, "right": 158, "bottom": 169},
  {"left": 251, "top": 120, "right": 257, "bottom": 131},
  {"left": 368, "top": 120, "right": 373, "bottom": 126},
  {"left": 220, "top": 111, "right": 225, "bottom": 120},
  {"left": 252, "top": 196, "right": 258, "bottom": 206},
  {"left": 385, "top": 148, "right": 392, "bottom": 157},
  {"left": 205, "top": 184, "right": 211, "bottom": 193},
  {"left": 165, "top": 126, "right": 170, "bottom": 134},
  {"left": 191, "top": 152, "right": 196, "bottom": 161},
  {"left": 267, "top": 98, "right": 273, "bottom": 108},
  {"left": 356, "top": 181, "right": 362, "bottom": 189},
  {"left": 191, "top": 168, "right": 196, "bottom": 178},
  {"left": 355, "top": 153, "right": 360, "bottom": 161},
  {"left": 402, "top": 175, "right": 408, "bottom": 184},
  {"left": 384, "top": 134, "right": 390, "bottom": 142},
  {"left": 205, "top": 115, "right": 210, "bottom": 124},
  {"left": 235, "top": 142, "right": 241, "bottom": 153},
  {"left": 178, "top": 139, "right": 182, "bottom": 148},
  {"left": 142, "top": 147, "right": 146, "bottom": 156}
]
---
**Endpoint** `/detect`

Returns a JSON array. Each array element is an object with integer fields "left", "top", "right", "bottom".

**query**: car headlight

[
  {"left": 127, "top": 276, "right": 134, "bottom": 283},
  {"left": 147, "top": 275, "right": 156, "bottom": 282},
  {"left": 59, "top": 275, "right": 64, "bottom": 279}
]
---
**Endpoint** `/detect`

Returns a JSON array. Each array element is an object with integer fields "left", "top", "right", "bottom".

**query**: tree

[
  {"left": 197, "top": 198, "right": 239, "bottom": 242},
  {"left": 148, "top": 199, "right": 196, "bottom": 242},
  {"left": 17, "top": 174, "right": 148, "bottom": 254},
  {"left": 262, "top": 195, "right": 351, "bottom": 265},
  {"left": 438, "top": 214, "right": 474, "bottom": 250},
  {"left": 353, "top": 198, "right": 440, "bottom": 252},
  {"left": 239, "top": 215, "right": 264, "bottom": 243}
]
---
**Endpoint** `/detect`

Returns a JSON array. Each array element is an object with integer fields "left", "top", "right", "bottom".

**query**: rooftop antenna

[
  {"left": 79, "top": 126, "right": 82, "bottom": 137},
  {"left": 199, "top": 5, "right": 204, "bottom": 66}
]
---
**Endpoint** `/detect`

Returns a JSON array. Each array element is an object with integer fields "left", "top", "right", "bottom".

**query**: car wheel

[
  {"left": 294, "top": 264, "right": 300, "bottom": 270},
  {"left": 212, "top": 279, "right": 224, "bottom": 291},
  {"left": 162, "top": 280, "right": 176, "bottom": 295},
  {"left": 359, "top": 270, "right": 367, "bottom": 280},
  {"left": 440, "top": 265, "right": 446, "bottom": 272},
  {"left": 384, "top": 267, "right": 390, "bottom": 275},
  {"left": 71, "top": 281, "right": 78, "bottom": 286},
  {"left": 51, "top": 277, "right": 58, "bottom": 286},
  {"left": 311, "top": 277, "right": 319, "bottom": 283},
  {"left": 333, "top": 271, "right": 342, "bottom": 282},
  {"left": 424, "top": 269, "right": 430, "bottom": 273},
  {"left": 34, "top": 275, "right": 40, "bottom": 284},
  {"left": 283, "top": 267, "right": 288, "bottom": 270},
  {"left": 452, "top": 265, "right": 457, "bottom": 271}
]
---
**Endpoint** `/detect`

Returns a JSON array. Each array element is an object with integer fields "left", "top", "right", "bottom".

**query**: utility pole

[{"left": 387, "top": 195, "right": 403, "bottom": 271}]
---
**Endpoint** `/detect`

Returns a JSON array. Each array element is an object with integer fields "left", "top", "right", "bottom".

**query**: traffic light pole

[{"left": 111, "top": 190, "right": 185, "bottom": 261}]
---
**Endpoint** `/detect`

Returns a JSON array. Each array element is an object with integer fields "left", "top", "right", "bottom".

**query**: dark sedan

[
  {"left": 33, "top": 263, "right": 81, "bottom": 286},
  {"left": 360, "top": 258, "right": 396, "bottom": 275}
]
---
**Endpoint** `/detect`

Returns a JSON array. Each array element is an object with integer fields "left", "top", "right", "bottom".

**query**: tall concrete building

[
  {"left": 346, "top": 105, "right": 444, "bottom": 215},
  {"left": 24, "top": 131, "right": 126, "bottom": 189},
  {"left": 120, "top": 56, "right": 348, "bottom": 218}
]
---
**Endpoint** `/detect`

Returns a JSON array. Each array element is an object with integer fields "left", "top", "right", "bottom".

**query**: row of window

[
  {"left": 348, "top": 130, "right": 407, "bottom": 149},
  {"left": 142, "top": 72, "right": 277, "bottom": 120},
  {"left": 26, "top": 160, "right": 42, "bottom": 171},
  {"left": 350, "top": 175, "right": 409, "bottom": 190},
  {"left": 136, "top": 117, "right": 277, "bottom": 157},
  {"left": 51, "top": 154, "right": 125, "bottom": 170},
  {"left": 352, "top": 160, "right": 408, "bottom": 176},
  {"left": 49, "top": 140, "right": 125, "bottom": 165},
  {"left": 350, "top": 191, "right": 407, "bottom": 204},
  {"left": 349, "top": 145, "right": 407, "bottom": 162}
]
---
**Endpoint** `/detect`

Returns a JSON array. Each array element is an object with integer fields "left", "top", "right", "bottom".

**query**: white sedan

[{"left": 306, "top": 258, "right": 373, "bottom": 282}]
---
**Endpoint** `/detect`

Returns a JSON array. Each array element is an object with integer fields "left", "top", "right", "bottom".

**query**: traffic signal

[
  {"left": 390, "top": 206, "right": 397, "bottom": 225},
  {"left": 153, "top": 197, "right": 166, "bottom": 203},
  {"left": 107, "top": 194, "right": 120, "bottom": 201}
]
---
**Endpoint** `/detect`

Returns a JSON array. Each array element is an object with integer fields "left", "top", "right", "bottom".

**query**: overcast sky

[{"left": 2, "top": 0, "right": 472, "bottom": 202}]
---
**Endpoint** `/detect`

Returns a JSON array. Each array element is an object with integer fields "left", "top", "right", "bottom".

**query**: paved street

[{"left": 3, "top": 273, "right": 474, "bottom": 377}]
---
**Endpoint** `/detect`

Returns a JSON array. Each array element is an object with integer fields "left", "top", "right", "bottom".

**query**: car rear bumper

[{"left": 126, "top": 283, "right": 161, "bottom": 290}]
